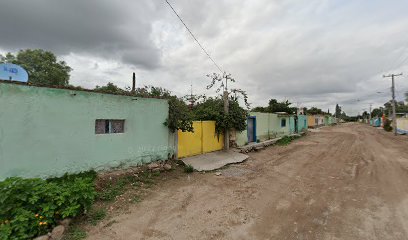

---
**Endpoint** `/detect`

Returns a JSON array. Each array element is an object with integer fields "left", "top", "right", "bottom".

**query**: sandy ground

[{"left": 87, "top": 123, "right": 408, "bottom": 240}]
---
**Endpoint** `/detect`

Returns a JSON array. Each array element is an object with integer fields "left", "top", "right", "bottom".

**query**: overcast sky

[{"left": 1, "top": 0, "right": 408, "bottom": 115}]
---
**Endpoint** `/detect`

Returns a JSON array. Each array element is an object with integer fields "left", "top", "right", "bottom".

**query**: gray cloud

[
  {"left": 1, "top": 0, "right": 408, "bottom": 115},
  {"left": 0, "top": 0, "right": 163, "bottom": 69}
]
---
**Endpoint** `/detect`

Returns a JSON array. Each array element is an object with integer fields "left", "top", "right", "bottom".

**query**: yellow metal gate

[{"left": 178, "top": 121, "right": 224, "bottom": 158}]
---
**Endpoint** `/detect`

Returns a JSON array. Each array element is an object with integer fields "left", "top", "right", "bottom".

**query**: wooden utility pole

[{"left": 383, "top": 73, "right": 403, "bottom": 135}]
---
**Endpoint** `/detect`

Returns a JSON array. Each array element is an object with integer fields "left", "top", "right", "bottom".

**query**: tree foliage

[
  {"left": 164, "top": 97, "right": 194, "bottom": 133},
  {"left": 335, "top": 104, "right": 342, "bottom": 118},
  {"left": 204, "top": 72, "right": 250, "bottom": 134},
  {"left": 306, "top": 107, "right": 324, "bottom": 115},
  {"left": 94, "top": 82, "right": 128, "bottom": 95},
  {"left": 371, "top": 108, "right": 384, "bottom": 117},
  {"left": 252, "top": 99, "right": 296, "bottom": 114},
  {"left": 192, "top": 97, "right": 248, "bottom": 134},
  {"left": 0, "top": 49, "right": 72, "bottom": 86},
  {"left": 383, "top": 100, "right": 408, "bottom": 116}
]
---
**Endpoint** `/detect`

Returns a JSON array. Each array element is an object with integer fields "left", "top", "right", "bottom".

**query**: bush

[
  {"left": 276, "top": 136, "right": 298, "bottom": 146},
  {"left": 184, "top": 165, "right": 194, "bottom": 173},
  {"left": 384, "top": 119, "right": 393, "bottom": 132},
  {"left": 0, "top": 172, "right": 96, "bottom": 240},
  {"left": 192, "top": 98, "right": 248, "bottom": 134}
]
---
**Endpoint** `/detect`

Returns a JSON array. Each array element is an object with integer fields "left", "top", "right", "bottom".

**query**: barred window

[{"left": 95, "top": 120, "right": 125, "bottom": 134}]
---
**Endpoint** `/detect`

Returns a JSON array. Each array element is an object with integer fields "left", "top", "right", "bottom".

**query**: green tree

[
  {"left": 335, "top": 104, "right": 342, "bottom": 118},
  {"left": 0, "top": 52, "right": 16, "bottom": 62},
  {"left": 94, "top": 82, "right": 127, "bottom": 95},
  {"left": 306, "top": 107, "right": 324, "bottom": 115},
  {"left": 252, "top": 99, "right": 296, "bottom": 114},
  {"left": 383, "top": 100, "right": 408, "bottom": 116},
  {"left": 396, "top": 101, "right": 408, "bottom": 114},
  {"left": 267, "top": 99, "right": 296, "bottom": 114},
  {"left": 251, "top": 106, "right": 267, "bottom": 112},
  {"left": 1, "top": 49, "right": 72, "bottom": 86},
  {"left": 371, "top": 108, "right": 383, "bottom": 117},
  {"left": 193, "top": 97, "right": 248, "bottom": 134}
]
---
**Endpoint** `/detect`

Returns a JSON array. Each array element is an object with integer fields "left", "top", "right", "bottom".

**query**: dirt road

[{"left": 87, "top": 123, "right": 408, "bottom": 240}]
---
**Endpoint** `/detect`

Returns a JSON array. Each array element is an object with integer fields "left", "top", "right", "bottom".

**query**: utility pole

[
  {"left": 223, "top": 90, "right": 229, "bottom": 151},
  {"left": 369, "top": 103, "right": 372, "bottom": 125},
  {"left": 383, "top": 73, "right": 403, "bottom": 135},
  {"left": 207, "top": 72, "right": 238, "bottom": 151},
  {"left": 223, "top": 73, "right": 233, "bottom": 151}
]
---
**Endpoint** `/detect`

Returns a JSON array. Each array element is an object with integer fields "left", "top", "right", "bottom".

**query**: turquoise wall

[
  {"left": 297, "top": 115, "right": 308, "bottom": 132},
  {"left": 251, "top": 112, "right": 269, "bottom": 141},
  {"left": 289, "top": 116, "right": 296, "bottom": 134},
  {"left": 0, "top": 83, "right": 172, "bottom": 180},
  {"left": 235, "top": 127, "right": 248, "bottom": 147},
  {"left": 235, "top": 112, "right": 292, "bottom": 146},
  {"left": 272, "top": 114, "right": 290, "bottom": 137}
]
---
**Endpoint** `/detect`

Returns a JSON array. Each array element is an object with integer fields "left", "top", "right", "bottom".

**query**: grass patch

[
  {"left": 184, "top": 164, "right": 194, "bottom": 173},
  {"left": 132, "top": 195, "right": 142, "bottom": 203},
  {"left": 97, "top": 171, "right": 161, "bottom": 201},
  {"left": 276, "top": 135, "right": 300, "bottom": 146},
  {"left": 62, "top": 226, "right": 87, "bottom": 240},
  {"left": 87, "top": 208, "right": 107, "bottom": 226},
  {"left": 97, "top": 178, "right": 128, "bottom": 201},
  {"left": 276, "top": 136, "right": 293, "bottom": 146}
]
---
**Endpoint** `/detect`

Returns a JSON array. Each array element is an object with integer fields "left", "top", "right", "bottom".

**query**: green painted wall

[
  {"left": 324, "top": 116, "right": 329, "bottom": 125},
  {"left": 235, "top": 112, "right": 292, "bottom": 146},
  {"left": 235, "top": 130, "right": 248, "bottom": 147},
  {"left": 271, "top": 114, "right": 290, "bottom": 137},
  {"left": 251, "top": 112, "right": 270, "bottom": 141},
  {"left": 0, "top": 83, "right": 172, "bottom": 180},
  {"left": 289, "top": 116, "right": 296, "bottom": 134},
  {"left": 297, "top": 115, "right": 308, "bottom": 132}
]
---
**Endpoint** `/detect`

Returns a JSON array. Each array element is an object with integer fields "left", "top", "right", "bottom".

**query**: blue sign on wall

[{"left": 0, "top": 63, "right": 29, "bottom": 83}]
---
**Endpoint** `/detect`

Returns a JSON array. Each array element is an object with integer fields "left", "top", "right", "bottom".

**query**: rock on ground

[{"left": 50, "top": 225, "right": 65, "bottom": 240}]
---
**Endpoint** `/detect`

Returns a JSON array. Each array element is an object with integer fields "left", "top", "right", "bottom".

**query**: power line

[
  {"left": 395, "top": 54, "right": 408, "bottom": 70},
  {"left": 165, "top": 0, "right": 224, "bottom": 73},
  {"left": 386, "top": 45, "right": 408, "bottom": 72}
]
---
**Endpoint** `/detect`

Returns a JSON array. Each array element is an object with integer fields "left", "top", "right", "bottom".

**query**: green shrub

[
  {"left": 0, "top": 172, "right": 96, "bottom": 240},
  {"left": 384, "top": 119, "right": 393, "bottom": 132},
  {"left": 184, "top": 165, "right": 194, "bottom": 173},
  {"left": 276, "top": 136, "right": 293, "bottom": 146}
]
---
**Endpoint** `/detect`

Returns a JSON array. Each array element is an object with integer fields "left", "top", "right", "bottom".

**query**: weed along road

[{"left": 87, "top": 123, "right": 408, "bottom": 240}]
